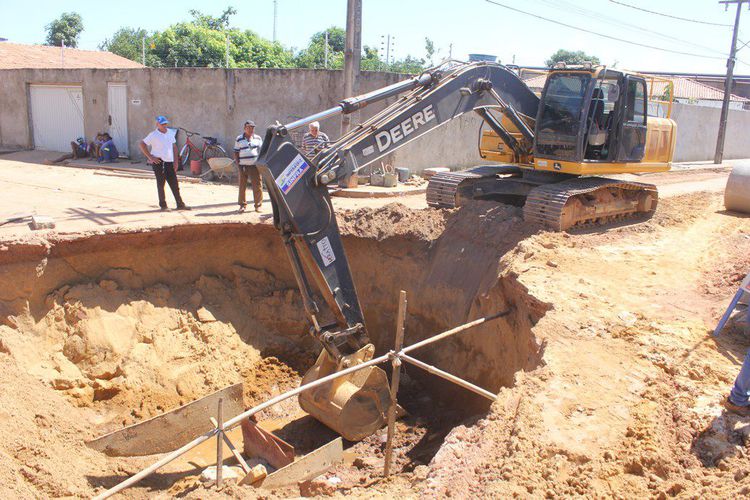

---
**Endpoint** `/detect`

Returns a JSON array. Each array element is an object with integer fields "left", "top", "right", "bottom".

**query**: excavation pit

[{"left": 0, "top": 202, "right": 547, "bottom": 495}]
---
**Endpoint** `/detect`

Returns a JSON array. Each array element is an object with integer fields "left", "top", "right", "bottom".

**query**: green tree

[
  {"left": 311, "top": 27, "right": 345, "bottom": 52},
  {"left": 424, "top": 38, "right": 435, "bottom": 66},
  {"left": 295, "top": 26, "right": 425, "bottom": 74},
  {"left": 545, "top": 49, "right": 600, "bottom": 67},
  {"left": 295, "top": 27, "right": 346, "bottom": 69},
  {"left": 388, "top": 55, "right": 425, "bottom": 75},
  {"left": 45, "top": 12, "right": 84, "bottom": 47},
  {"left": 100, "top": 28, "right": 160, "bottom": 66},
  {"left": 101, "top": 7, "right": 293, "bottom": 68},
  {"left": 360, "top": 46, "right": 382, "bottom": 71},
  {"left": 188, "top": 6, "right": 237, "bottom": 30}
]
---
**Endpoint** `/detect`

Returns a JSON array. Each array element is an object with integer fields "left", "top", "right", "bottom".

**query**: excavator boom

[{"left": 254, "top": 61, "right": 538, "bottom": 440}]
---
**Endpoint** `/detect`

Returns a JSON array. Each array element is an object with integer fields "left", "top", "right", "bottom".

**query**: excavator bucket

[{"left": 298, "top": 344, "right": 391, "bottom": 442}]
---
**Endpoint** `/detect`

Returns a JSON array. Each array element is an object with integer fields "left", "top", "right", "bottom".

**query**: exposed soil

[{"left": 1, "top": 185, "right": 750, "bottom": 498}]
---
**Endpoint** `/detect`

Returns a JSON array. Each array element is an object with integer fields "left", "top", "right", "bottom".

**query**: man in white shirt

[
  {"left": 234, "top": 120, "right": 264, "bottom": 212},
  {"left": 139, "top": 115, "right": 190, "bottom": 211}
]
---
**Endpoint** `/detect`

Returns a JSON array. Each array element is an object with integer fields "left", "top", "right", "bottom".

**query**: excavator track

[
  {"left": 523, "top": 177, "right": 658, "bottom": 231},
  {"left": 426, "top": 171, "right": 483, "bottom": 208},
  {"left": 426, "top": 165, "right": 522, "bottom": 208}
]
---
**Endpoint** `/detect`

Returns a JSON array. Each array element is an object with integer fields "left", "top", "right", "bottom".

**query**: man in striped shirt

[
  {"left": 301, "top": 121, "right": 329, "bottom": 156},
  {"left": 234, "top": 120, "right": 264, "bottom": 212}
]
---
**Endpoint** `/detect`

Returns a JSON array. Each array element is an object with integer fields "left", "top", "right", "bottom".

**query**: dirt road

[{"left": 0, "top": 151, "right": 737, "bottom": 241}]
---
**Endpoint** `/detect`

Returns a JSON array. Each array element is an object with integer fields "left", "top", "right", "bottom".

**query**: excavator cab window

[
  {"left": 584, "top": 78, "right": 620, "bottom": 161},
  {"left": 535, "top": 73, "right": 590, "bottom": 161},
  {"left": 614, "top": 76, "right": 648, "bottom": 162}
]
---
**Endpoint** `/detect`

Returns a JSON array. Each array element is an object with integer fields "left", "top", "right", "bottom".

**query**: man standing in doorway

[
  {"left": 234, "top": 120, "right": 264, "bottom": 212},
  {"left": 139, "top": 115, "right": 190, "bottom": 211},
  {"left": 301, "top": 121, "right": 329, "bottom": 156}
]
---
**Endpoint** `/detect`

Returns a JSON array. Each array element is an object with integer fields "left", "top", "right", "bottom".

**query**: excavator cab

[{"left": 534, "top": 67, "right": 648, "bottom": 166}]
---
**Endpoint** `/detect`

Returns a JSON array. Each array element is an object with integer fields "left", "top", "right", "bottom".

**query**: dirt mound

[
  {"left": 337, "top": 202, "right": 450, "bottom": 241},
  {"left": 0, "top": 355, "right": 109, "bottom": 498}
]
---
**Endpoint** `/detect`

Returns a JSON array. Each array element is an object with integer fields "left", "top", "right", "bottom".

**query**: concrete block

[{"left": 31, "top": 215, "right": 55, "bottom": 230}]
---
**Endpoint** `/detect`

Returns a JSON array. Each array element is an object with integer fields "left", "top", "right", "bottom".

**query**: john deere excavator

[
  {"left": 426, "top": 63, "right": 676, "bottom": 230},
  {"left": 252, "top": 60, "right": 677, "bottom": 441}
]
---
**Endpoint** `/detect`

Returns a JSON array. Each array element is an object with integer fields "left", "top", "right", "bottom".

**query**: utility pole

[
  {"left": 142, "top": 36, "right": 146, "bottom": 66},
  {"left": 341, "top": 0, "right": 362, "bottom": 135},
  {"left": 449, "top": 43, "right": 453, "bottom": 60},
  {"left": 385, "top": 33, "right": 391, "bottom": 64},
  {"left": 61, "top": 40, "right": 65, "bottom": 68},
  {"left": 273, "top": 0, "right": 278, "bottom": 42},
  {"left": 380, "top": 34, "right": 394, "bottom": 69},
  {"left": 715, "top": 0, "right": 747, "bottom": 164},
  {"left": 324, "top": 30, "right": 329, "bottom": 68}
]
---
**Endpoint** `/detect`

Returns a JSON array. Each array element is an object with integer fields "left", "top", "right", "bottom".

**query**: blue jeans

[{"left": 729, "top": 307, "right": 750, "bottom": 406}]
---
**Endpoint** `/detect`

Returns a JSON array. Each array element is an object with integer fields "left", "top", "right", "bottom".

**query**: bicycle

[{"left": 177, "top": 128, "right": 228, "bottom": 172}]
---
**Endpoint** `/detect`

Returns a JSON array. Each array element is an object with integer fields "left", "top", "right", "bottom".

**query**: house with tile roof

[{"left": 0, "top": 42, "right": 143, "bottom": 69}]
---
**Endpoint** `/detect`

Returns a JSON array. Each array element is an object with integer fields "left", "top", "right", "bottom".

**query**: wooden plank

[
  {"left": 384, "top": 290, "right": 407, "bottom": 476},
  {"left": 86, "top": 383, "right": 244, "bottom": 457},
  {"left": 254, "top": 437, "right": 343, "bottom": 489}
]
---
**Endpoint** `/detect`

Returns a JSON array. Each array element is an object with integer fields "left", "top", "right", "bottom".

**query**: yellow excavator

[{"left": 427, "top": 63, "right": 677, "bottom": 229}]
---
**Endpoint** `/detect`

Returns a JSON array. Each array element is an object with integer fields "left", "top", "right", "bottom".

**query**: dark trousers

[{"left": 152, "top": 161, "right": 184, "bottom": 208}]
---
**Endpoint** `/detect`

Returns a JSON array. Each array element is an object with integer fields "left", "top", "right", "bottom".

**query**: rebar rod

[
  {"left": 402, "top": 309, "right": 510, "bottom": 355},
  {"left": 400, "top": 354, "right": 497, "bottom": 401}
]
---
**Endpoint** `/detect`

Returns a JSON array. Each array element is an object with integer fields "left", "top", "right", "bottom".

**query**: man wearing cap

[
  {"left": 139, "top": 115, "right": 190, "bottom": 211},
  {"left": 234, "top": 120, "right": 264, "bottom": 212}
]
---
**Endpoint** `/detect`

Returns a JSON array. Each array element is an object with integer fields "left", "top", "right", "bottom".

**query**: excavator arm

[
  {"left": 256, "top": 62, "right": 538, "bottom": 354},
  {"left": 253, "top": 61, "right": 538, "bottom": 440}
]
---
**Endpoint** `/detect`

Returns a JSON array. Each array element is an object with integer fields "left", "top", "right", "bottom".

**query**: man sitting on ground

[
  {"left": 46, "top": 137, "right": 90, "bottom": 164},
  {"left": 97, "top": 133, "right": 119, "bottom": 163}
]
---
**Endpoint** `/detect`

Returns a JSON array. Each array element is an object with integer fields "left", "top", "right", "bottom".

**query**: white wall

[{"left": 670, "top": 102, "right": 750, "bottom": 162}]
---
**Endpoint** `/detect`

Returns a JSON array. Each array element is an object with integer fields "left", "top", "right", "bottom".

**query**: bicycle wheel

[{"left": 179, "top": 143, "right": 190, "bottom": 167}]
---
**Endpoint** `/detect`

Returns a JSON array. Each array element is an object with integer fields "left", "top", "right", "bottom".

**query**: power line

[
  {"left": 609, "top": 0, "right": 732, "bottom": 27},
  {"left": 530, "top": 0, "right": 729, "bottom": 57},
  {"left": 484, "top": 0, "right": 727, "bottom": 60}
]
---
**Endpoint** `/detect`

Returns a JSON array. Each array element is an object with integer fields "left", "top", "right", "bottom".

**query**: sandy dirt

[{"left": 1, "top": 155, "right": 750, "bottom": 498}]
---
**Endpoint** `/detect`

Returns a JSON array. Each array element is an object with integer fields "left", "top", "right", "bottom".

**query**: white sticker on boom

[
  {"left": 275, "top": 154, "right": 310, "bottom": 195},
  {"left": 317, "top": 236, "right": 336, "bottom": 267}
]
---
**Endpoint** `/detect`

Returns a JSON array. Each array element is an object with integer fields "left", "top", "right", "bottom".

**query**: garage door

[{"left": 30, "top": 85, "right": 85, "bottom": 152}]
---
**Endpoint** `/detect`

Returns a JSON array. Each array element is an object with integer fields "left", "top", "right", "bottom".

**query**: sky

[{"left": 0, "top": 0, "right": 748, "bottom": 74}]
